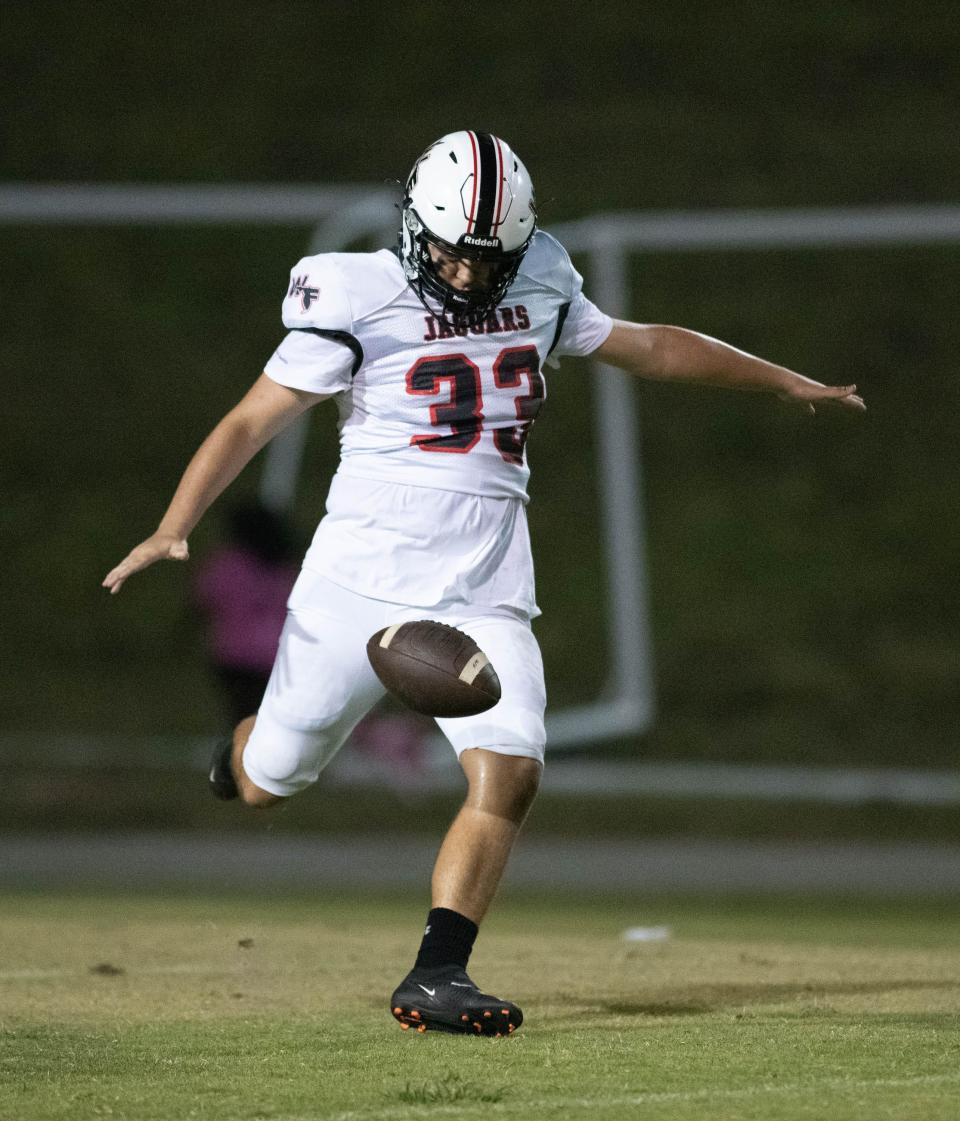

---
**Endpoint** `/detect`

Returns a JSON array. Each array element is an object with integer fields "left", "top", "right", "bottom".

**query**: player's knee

[
  {"left": 462, "top": 748, "right": 542, "bottom": 823},
  {"left": 241, "top": 709, "right": 354, "bottom": 799}
]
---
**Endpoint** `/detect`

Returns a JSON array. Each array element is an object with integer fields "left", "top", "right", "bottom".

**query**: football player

[{"left": 103, "top": 130, "right": 865, "bottom": 1036}]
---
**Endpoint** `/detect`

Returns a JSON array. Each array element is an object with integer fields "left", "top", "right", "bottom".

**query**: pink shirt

[{"left": 193, "top": 548, "right": 298, "bottom": 674}]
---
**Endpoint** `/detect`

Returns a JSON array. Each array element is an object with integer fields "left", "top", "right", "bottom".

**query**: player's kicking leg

[
  {"left": 208, "top": 575, "right": 388, "bottom": 807},
  {"left": 390, "top": 748, "right": 541, "bottom": 1036}
]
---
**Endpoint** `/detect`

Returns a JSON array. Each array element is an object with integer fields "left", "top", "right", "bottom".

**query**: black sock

[{"left": 414, "top": 907, "right": 479, "bottom": 971}]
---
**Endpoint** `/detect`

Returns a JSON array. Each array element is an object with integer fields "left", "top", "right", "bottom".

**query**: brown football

[{"left": 366, "top": 620, "right": 501, "bottom": 718}]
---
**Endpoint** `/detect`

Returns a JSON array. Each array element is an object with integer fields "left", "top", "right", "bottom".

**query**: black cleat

[
  {"left": 208, "top": 736, "right": 238, "bottom": 801},
  {"left": 390, "top": 966, "right": 523, "bottom": 1036}
]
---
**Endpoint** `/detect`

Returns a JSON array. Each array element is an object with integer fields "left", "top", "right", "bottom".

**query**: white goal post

[{"left": 6, "top": 187, "right": 960, "bottom": 762}]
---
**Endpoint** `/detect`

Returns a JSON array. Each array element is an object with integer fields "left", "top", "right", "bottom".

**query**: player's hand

[
  {"left": 777, "top": 380, "right": 866, "bottom": 415},
  {"left": 102, "top": 533, "right": 189, "bottom": 595}
]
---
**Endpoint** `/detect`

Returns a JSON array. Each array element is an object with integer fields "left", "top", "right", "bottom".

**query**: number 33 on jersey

[{"left": 264, "top": 229, "right": 613, "bottom": 503}]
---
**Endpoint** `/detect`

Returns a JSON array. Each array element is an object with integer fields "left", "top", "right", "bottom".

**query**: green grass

[{"left": 2, "top": 892, "right": 959, "bottom": 1120}]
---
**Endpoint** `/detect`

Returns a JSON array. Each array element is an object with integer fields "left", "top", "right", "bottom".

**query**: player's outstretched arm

[
  {"left": 594, "top": 321, "right": 866, "bottom": 414},
  {"left": 102, "top": 374, "right": 328, "bottom": 595}
]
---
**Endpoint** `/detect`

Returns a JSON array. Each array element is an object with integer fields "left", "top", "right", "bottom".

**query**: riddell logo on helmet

[{"left": 461, "top": 235, "right": 501, "bottom": 248}]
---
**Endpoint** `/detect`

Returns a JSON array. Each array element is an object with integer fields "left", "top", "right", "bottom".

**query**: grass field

[{"left": 2, "top": 891, "right": 959, "bottom": 1120}]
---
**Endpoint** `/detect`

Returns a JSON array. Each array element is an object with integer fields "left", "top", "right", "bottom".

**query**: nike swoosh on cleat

[{"left": 416, "top": 984, "right": 436, "bottom": 996}]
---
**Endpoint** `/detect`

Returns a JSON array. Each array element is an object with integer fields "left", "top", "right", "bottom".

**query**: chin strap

[{"left": 406, "top": 276, "right": 493, "bottom": 331}]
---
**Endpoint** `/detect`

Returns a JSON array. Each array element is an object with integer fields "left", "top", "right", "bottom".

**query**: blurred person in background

[{"left": 193, "top": 500, "right": 299, "bottom": 727}]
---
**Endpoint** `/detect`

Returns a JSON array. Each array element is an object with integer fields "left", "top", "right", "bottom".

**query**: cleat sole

[{"left": 392, "top": 1003, "right": 522, "bottom": 1037}]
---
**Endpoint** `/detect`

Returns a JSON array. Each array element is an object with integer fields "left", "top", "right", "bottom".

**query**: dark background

[{"left": 2, "top": 1, "right": 958, "bottom": 770}]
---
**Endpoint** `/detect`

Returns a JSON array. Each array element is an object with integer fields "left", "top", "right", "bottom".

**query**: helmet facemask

[{"left": 402, "top": 208, "right": 530, "bottom": 321}]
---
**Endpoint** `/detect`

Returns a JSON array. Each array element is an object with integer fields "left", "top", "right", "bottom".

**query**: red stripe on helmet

[
  {"left": 467, "top": 131, "right": 480, "bottom": 234},
  {"left": 492, "top": 137, "right": 505, "bottom": 235}
]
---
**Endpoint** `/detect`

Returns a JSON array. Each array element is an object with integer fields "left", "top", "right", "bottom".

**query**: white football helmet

[{"left": 400, "top": 130, "right": 537, "bottom": 316}]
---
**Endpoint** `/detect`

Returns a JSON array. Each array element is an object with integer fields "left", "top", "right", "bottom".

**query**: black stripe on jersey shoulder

[
  {"left": 292, "top": 327, "right": 364, "bottom": 378},
  {"left": 472, "top": 132, "right": 499, "bottom": 238},
  {"left": 547, "top": 301, "right": 572, "bottom": 357}
]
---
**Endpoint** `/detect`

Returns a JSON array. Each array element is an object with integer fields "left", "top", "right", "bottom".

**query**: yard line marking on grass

[
  {"left": 138, "top": 964, "right": 246, "bottom": 976},
  {"left": 326, "top": 1071, "right": 960, "bottom": 1121},
  {"left": 0, "top": 964, "right": 245, "bottom": 981},
  {"left": 0, "top": 969, "right": 72, "bottom": 980}
]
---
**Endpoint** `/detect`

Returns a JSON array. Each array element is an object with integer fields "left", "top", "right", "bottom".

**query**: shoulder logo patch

[{"left": 289, "top": 274, "right": 320, "bottom": 311}]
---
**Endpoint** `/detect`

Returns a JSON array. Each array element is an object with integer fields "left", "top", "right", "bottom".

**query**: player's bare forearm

[
  {"left": 102, "top": 374, "right": 327, "bottom": 594},
  {"left": 594, "top": 321, "right": 866, "bottom": 413},
  {"left": 155, "top": 418, "right": 267, "bottom": 539}
]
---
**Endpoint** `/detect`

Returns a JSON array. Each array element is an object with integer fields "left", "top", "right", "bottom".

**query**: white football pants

[{"left": 242, "top": 571, "right": 546, "bottom": 796}]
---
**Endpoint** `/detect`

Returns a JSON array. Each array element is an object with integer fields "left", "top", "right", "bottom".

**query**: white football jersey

[
  {"left": 263, "top": 231, "right": 612, "bottom": 613},
  {"left": 264, "top": 231, "right": 612, "bottom": 502}
]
